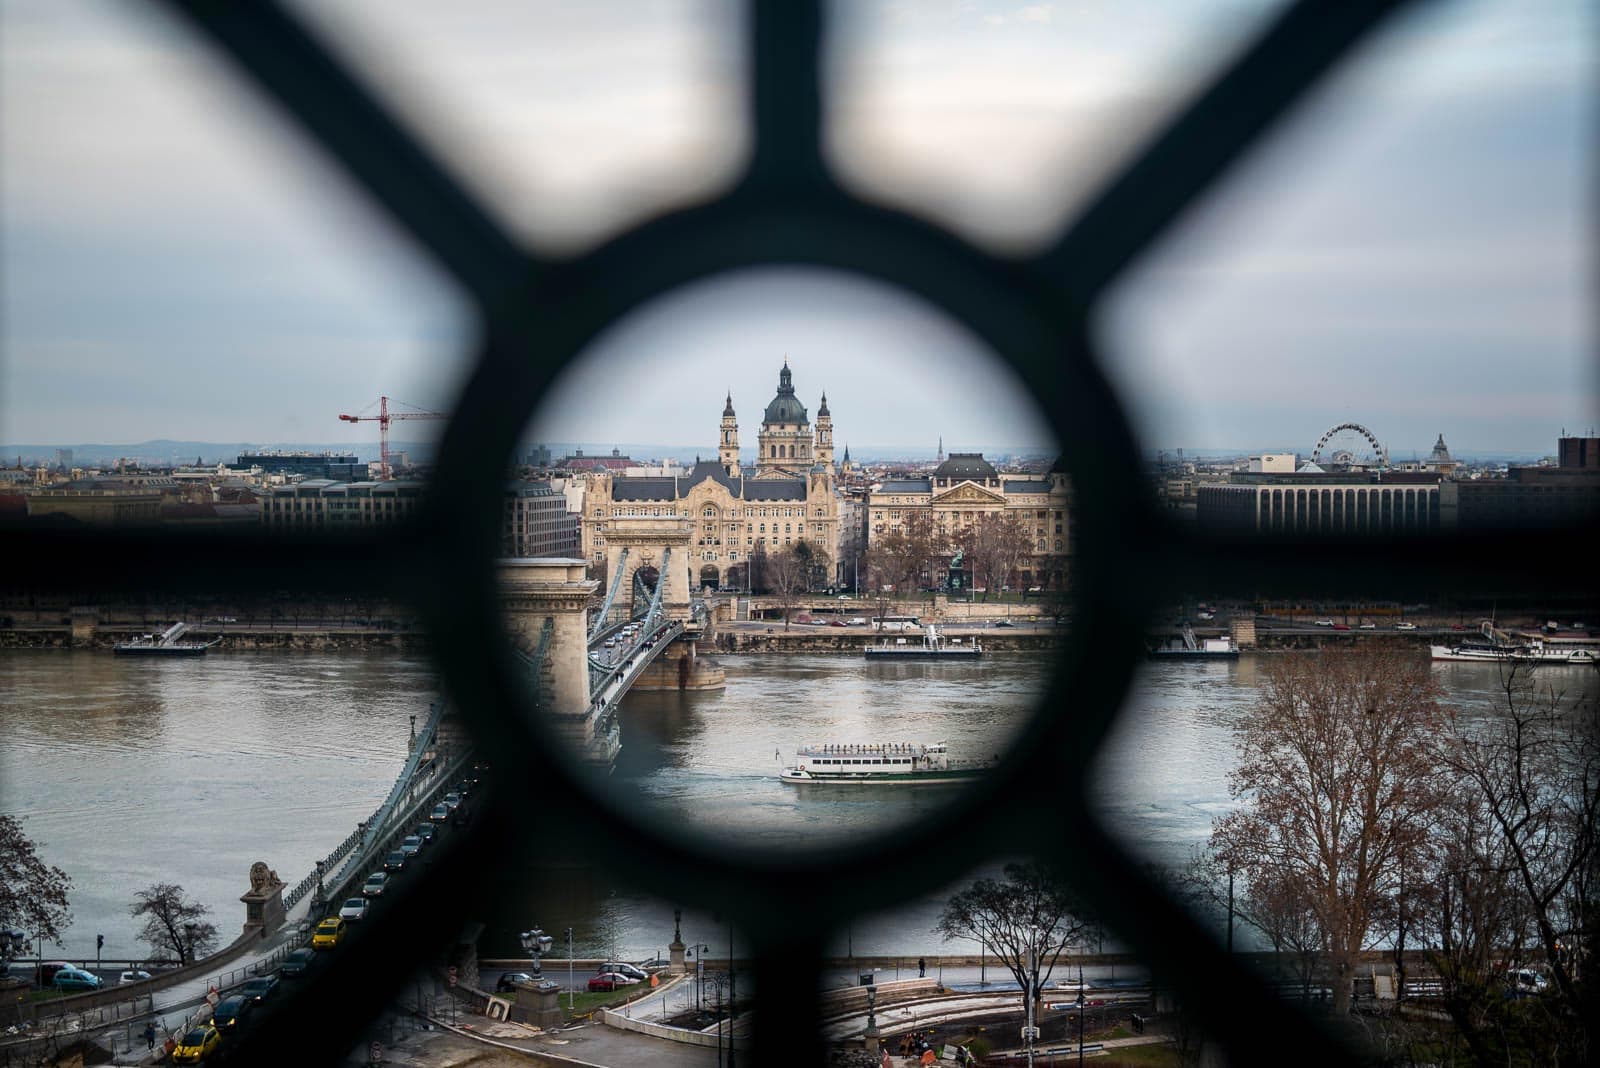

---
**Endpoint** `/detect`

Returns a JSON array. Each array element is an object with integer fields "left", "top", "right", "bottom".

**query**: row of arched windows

[{"left": 1259, "top": 487, "right": 1438, "bottom": 533}]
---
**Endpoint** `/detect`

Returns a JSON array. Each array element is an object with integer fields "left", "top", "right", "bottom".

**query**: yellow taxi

[
  {"left": 311, "top": 916, "right": 347, "bottom": 950},
  {"left": 171, "top": 1024, "right": 220, "bottom": 1064}
]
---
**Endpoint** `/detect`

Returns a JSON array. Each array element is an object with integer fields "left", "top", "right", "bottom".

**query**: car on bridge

[
  {"left": 430, "top": 803, "right": 449, "bottom": 822},
  {"left": 400, "top": 835, "right": 423, "bottom": 857},
  {"left": 237, "top": 976, "right": 278, "bottom": 1003},
  {"left": 312, "top": 917, "right": 347, "bottom": 950},
  {"left": 362, "top": 872, "right": 389, "bottom": 897},
  {"left": 339, "top": 898, "right": 369, "bottom": 923},
  {"left": 442, "top": 792, "right": 462, "bottom": 811},
  {"left": 211, "top": 993, "right": 255, "bottom": 1032},
  {"left": 51, "top": 966, "right": 102, "bottom": 992},
  {"left": 383, "top": 850, "right": 408, "bottom": 872},
  {"left": 415, "top": 823, "right": 437, "bottom": 842},
  {"left": 278, "top": 948, "right": 315, "bottom": 978},
  {"left": 170, "top": 1025, "right": 220, "bottom": 1065}
]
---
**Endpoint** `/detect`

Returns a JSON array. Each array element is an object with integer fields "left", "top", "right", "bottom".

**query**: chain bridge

[{"left": 501, "top": 519, "right": 722, "bottom": 769}]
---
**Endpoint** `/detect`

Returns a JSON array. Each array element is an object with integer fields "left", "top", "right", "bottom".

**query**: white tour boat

[{"left": 778, "top": 741, "right": 989, "bottom": 785}]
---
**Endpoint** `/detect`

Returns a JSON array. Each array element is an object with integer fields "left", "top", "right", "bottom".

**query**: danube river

[{"left": 1, "top": 647, "right": 1589, "bottom": 961}]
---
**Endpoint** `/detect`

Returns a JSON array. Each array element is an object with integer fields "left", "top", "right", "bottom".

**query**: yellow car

[
  {"left": 312, "top": 916, "right": 347, "bottom": 949},
  {"left": 171, "top": 1024, "right": 220, "bottom": 1064}
]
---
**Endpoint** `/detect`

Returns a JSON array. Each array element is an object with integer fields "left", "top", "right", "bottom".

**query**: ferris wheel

[{"left": 1310, "top": 422, "right": 1389, "bottom": 468}]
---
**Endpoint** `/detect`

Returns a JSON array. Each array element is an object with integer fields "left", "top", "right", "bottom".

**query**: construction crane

[{"left": 337, "top": 396, "right": 446, "bottom": 480}]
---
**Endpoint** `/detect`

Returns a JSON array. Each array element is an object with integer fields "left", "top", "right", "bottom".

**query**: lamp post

[
  {"left": 726, "top": 922, "right": 736, "bottom": 1068},
  {"left": 1076, "top": 962, "right": 1087, "bottom": 1068},
  {"left": 566, "top": 927, "right": 574, "bottom": 1010},
  {"left": 520, "top": 929, "right": 553, "bottom": 979}
]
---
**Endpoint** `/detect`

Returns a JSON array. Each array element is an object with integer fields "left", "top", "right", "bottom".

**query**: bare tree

[
  {"left": 935, "top": 862, "right": 1096, "bottom": 1006},
  {"left": 131, "top": 884, "right": 218, "bottom": 965},
  {"left": 765, "top": 546, "right": 805, "bottom": 631},
  {"left": 1210, "top": 647, "right": 1450, "bottom": 1018},
  {"left": 0, "top": 814, "right": 72, "bottom": 960},
  {"left": 1443, "top": 661, "right": 1598, "bottom": 1044}
]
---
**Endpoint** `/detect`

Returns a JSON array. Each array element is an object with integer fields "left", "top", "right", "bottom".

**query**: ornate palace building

[
  {"left": 580, "top": 362, "right": 840, "bottom": 588},
  {"left": 866, "top": 453, "right": 1072, "bottom": 588}
]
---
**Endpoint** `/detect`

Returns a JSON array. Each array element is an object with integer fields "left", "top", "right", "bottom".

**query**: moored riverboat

[
  {"left": 1430, "top": 640, "right": 1598, "bottom": 666},
  {"left": 864, "top": 625, "right": 981, "bottom": 661},
  {"left": 1148, "top": 624, "right": 1240, "bottom": 660},
  {"left": 779, "top": 741, "right": 989, "bottom": 785},
  {"left": 113, "top": 621, "right": 218, "bottom": 657}
]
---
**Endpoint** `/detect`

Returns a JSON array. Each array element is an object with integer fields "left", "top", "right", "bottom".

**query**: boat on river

[
  {"left": 113, "top": 621, "right": 218, "bottom": 657},
  {"left": 779, "top": 741, "right": 989, "bottom": 785},
  {"left": 1148, "top": 624, "right": 1240, "bottom": 660},
  {"left": 863, "top": 625, "right": 981, "bottom": 660},
  {"left": 1430, "top": 640, "right": 1598, "bottom": 666}
]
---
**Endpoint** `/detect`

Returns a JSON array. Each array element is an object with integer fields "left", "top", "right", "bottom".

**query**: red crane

[{"left": 337, "top": 396, "right": 446, "bottom": 480}]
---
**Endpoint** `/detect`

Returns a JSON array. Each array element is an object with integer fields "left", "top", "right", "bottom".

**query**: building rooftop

[{"left": 933, "top": 453, "right": 997, "bottom": 481}]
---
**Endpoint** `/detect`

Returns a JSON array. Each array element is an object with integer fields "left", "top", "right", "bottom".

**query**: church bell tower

[
  {"left": 719, "top": 393, "right": 740, "bottom": 476},
  {"left": 815, "top": 391, "right": 834, "bottom": 470}
]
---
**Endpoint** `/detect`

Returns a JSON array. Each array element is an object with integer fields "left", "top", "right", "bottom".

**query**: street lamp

[
  {"left": 1076, "top": 962, "right": 1087, "bottom": 1068},
  {"left": 519, "top": 929, "right": 553, "bottom": 978}
]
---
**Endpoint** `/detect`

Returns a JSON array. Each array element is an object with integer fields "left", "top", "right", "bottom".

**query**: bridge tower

[
  {"left": 600, "top": 517, "right": 694, "bottom": 626},
  {"left": 498, "top": 558, "right": 609, "bottom": 765}
]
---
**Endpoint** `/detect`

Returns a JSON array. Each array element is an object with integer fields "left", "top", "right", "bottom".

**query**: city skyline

[{"left": 2, "top": 0, "right": 1593, "bottom": 453}]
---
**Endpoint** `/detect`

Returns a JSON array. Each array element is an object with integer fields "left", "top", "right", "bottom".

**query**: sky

[{"left": 0, "top": 0, "right": 1593, "bottom": 458}]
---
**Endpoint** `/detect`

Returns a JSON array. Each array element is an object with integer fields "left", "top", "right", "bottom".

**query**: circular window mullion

[{"left": 1036, "top": 0, "right": 1419, "bottom": 308}]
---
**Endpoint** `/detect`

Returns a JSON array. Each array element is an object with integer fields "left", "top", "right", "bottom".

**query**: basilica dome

[{"left": 762, "top": 362, "right": 809, "bottom": 425}]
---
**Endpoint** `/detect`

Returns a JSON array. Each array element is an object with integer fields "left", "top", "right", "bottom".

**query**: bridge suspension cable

[{"left": 589, "top": 547, "right": 629, "bottom": 639}]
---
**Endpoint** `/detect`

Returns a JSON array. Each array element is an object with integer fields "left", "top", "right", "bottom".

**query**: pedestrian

[
  {"left": 918, "top": 957, "right": 926, "bottom": 978},
  {"left": 143, "top": 1022, "right": 157, "bottom": 1051}
]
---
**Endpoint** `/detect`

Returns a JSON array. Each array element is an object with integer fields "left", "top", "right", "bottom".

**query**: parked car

[
  {"left": 430, "top": 804, "right": 450, "bottom": 822},
  {"left": 496, "top": 971, "right": 534, "bottom": 992},
  {"left": 37, "top": 961, "right": 71, "bottom": 985},
  {"left": 312, "top": 917, "right": 347, "bottom": 950},
  {"left": 211, "top": 994, "right": 254, "bottom": 1032},
  {"left": 338, "top": 897, "right": 369, "bottom": 922},
  {"left": 383, "top": 850, "right": 407, "bottom": 872},
  {"left": 51, "top": 965, "right": 103, "bottom": 992},
  {"left": 362, "top": 872, "right": 389, "bottom": 897},
  {"left": 171, "top": 1025, "right": 221, "bottom": 1065},
  {"left": 598, "top": 962, "right": 650, "bottom": 982},
  {"left": 399, "top": 835, "right": 423, "bottom": 857},
  {"left": 278, "top": 948, "right": 315, "bottom": 978},
  {"left": 238, "top": 975, "right": 278, "bottom": 1003},
  {"left": 118, "top": 969, "right": 153, "bottom": 985},
  {"left": 1395, "top": 621, "right": 1418, "bottom": 631},
  {"left": 587, "top": 972, "right": 640, "bottom": 992}
]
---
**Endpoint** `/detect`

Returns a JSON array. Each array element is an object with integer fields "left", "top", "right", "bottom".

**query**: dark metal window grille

[{"left": 5, "top": 1, "right": 1593, "bottom": 1064}]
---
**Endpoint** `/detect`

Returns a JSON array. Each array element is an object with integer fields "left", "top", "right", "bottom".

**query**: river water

[{"left": 2, "top": 648, "right": 1590, "bottom": 962}]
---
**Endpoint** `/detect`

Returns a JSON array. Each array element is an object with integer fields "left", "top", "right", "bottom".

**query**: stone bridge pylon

[{"left": 498, "top": 558, "right": 609, "bottom": 765}]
